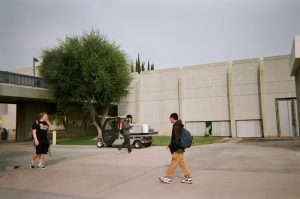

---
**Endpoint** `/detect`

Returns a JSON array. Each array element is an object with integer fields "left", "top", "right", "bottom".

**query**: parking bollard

[{"left": 52, "top": 131, "right": 57, "bottom": 145}]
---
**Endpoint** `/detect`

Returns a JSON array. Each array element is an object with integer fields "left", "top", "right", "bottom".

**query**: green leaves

[{"left": 39, "top": 30, "right": 132, "bottom": 118}]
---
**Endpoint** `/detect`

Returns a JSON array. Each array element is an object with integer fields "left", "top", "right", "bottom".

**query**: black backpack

[{"left": 181, "top": 128, "right": 193, "bottom": 149}]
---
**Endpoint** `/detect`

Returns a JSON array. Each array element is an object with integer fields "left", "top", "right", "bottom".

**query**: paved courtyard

[{"left": 0, "top": 139, "right": 300, "bottom": 199}]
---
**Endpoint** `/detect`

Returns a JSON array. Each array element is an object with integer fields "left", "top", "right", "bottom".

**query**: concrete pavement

[{"left": 0, "top": 139, "right": 300, "bottom": 199}]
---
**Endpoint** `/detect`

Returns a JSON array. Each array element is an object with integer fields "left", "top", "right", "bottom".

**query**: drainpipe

[
  {"left": 178, "top": 68, "right": 183, "bottom": 120},
  {"left": 228, "top": 62, "right": 237, "bottom": 138},
  {"left": 259, "top": 58, "right": 266, "bottom": 137}
]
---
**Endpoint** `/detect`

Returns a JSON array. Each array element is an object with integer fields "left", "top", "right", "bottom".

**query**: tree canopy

[{"left": 39, "top": 30, "right": 132, "bottom": 139}]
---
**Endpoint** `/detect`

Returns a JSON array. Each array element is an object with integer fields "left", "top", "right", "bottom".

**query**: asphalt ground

[{"left": 0, "top": 139, "right": 300, "bottom": 199}]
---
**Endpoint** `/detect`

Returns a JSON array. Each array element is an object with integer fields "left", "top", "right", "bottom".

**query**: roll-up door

[
  {"left": 236, "top": 120, "right": 262, "bottom": 137},
  {"left": 276, "top": 98, "right": 299, "bottom": 137},
  {"left": 212, "top": 121, "right": 230, "bottom": 136},
  {"left": 185, "top": 122, "right": 206, "bottom": 136}
]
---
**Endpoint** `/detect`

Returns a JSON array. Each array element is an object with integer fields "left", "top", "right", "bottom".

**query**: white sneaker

[
  {"left": 38, "top": 163, "right": 46, "bottom": 169},
  {"left": 29, "top": 160, "right": 35, "bottom": 169},
  {"left": 181, "top": 177, "right": 193, "bottom": 184},
  {"left": 159, "top": 176, "right": 172, "bottom": 184}
]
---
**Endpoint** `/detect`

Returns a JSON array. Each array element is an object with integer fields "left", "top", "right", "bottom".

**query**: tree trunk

[
  {"left": 92, "top": 116, "right": 102, "bottom": 139},
  {"left": 92, "top": 106, "right": 109, "bottom": 141}
]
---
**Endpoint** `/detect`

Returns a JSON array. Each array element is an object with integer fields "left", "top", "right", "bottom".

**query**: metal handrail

[{"left": 0, "top": 70, "right": 45, "bottom": 88}]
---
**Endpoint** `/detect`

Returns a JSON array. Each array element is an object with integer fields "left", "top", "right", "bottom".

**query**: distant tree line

[{"left": 131, "top": 53, "right": 154, "bottom": 73}]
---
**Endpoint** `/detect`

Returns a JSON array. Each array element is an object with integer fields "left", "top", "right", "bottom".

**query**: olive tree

[{"left": 39, "top": 30, "right": 132, "bottom": 144}]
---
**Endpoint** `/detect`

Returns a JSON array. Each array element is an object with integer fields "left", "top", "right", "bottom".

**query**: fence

[{"left": 0, "top": 70, "right": 45, "bottom": 88}]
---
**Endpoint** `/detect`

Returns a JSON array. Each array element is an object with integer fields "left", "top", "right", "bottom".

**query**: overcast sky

[{"left": 1, "top": 0, "right": 300, "bottom": 71}]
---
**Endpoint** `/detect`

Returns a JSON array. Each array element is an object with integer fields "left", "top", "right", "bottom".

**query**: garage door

[
  {"left": 212, "top": 121, "right": 230, "bottom": 136},
  {"left": 185, "top": 122, "right": 206, "bottom": 136},
  {"left": 276, "top": 98, "right": 299, "bottom": 137},
  {"left": 236, "top": 120, "right": 262, "bottom": 137}
]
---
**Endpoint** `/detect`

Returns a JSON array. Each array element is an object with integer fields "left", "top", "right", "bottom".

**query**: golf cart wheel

[
  {"left": 144, "top": 142, "right": 152, "bottom": 147},
  {"left": 97, "top": 141, "right": 104, "bottom": 148},
  {"left": 133, "top": 140, "right": 143, "bottom": 149}
]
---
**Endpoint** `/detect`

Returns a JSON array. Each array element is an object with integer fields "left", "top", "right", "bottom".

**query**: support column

[
  {"left": 178, "top": 69, "right": 183, "bottom": 120},
  {"left": 52, "top": 131, "right": 57, "bottom": 145},
  {"left": 228, "top": 62, "right": 236, "bottom": 138},
  {"left": 135, "top": 75, "right": 142, "bottom": 123},
  {"left": 259, "top": 58, "right": 266, "bottom": 137}
]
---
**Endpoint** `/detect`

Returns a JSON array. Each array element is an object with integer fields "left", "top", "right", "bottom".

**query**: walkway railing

[{"left": 0, "top": 70, "right": 45, "bottom": 88}]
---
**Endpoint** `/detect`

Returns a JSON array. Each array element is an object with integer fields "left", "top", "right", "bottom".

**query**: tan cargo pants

[{"left": 166, "top": 152, "right": 191, "bottom": 178}]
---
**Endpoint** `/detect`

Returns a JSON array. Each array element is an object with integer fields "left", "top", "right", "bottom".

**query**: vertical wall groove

[
  {"left": 259, "top": 59, "right": 266, "bottom": 137},
  {"left": 228, "top": 62, "right": 236, "bottom": 138}
]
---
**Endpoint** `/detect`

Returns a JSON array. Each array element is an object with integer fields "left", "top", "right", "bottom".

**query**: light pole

[
  {"left": 33, "top": 57, "right": 39, "bottom": 77},
  {"left": 33, "top": 57, "right": 39, "bottom": 86}
]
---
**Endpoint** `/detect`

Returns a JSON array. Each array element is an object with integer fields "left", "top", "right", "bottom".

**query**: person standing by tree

[
  {"left": 118, "top": 114, "right": 133, "bottom": 153},
  {"left": 30, "top": 112, "right": 51, "bottom": 169},
  {"left": 159, "top": 113, "right": 193, "bottom": 184}
]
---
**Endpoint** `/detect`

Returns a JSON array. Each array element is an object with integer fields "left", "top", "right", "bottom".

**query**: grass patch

[
  {"left": 192, "top": 136, "right": 224, "bottom": 145},
  {"left": 152, "top": 136, "right": 223, "bottom": 146},
  {"left": 57, "top": 136, "right": 223, "bottom": 146},
  {"left": 57, "top": 136, "right": 96, "bottom": 145}
]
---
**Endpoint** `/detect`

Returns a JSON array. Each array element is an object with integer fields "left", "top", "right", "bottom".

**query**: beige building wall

[
  {"left": 263, "top": 55, "right": 296, "bottom": 136},
  {"left": 232, "top": 58, "right": 261, "bottom": 120},
  {"left": 0, "top": 104, "right": 8, "bottom": 115},
  {"left": 181, "top": 62, "right": 229, "bottom": 122},
  {"left": 4, "top": 52, "right": 297, "bottom": 138},
  {"left": 118, "top": 73, "right": 140, "bottom": 121},
  {"left": 1, "top": 104, "right": 17, "bottom": 140},
  {"left": 295, "top": 70, "right": 300, "bottom": 133},
  {"left": 8, "top": 66, "right": 39, "bottom": 76},
  {"left": 119, "top": 68, "right": 181, "bottom": 134},
  {"left": 120, "top": 55, "right": 297, "bottom": 137},
  {"left": 0, "top": 83, "right": 54, "bottom": 100},
  {"left": 231, "top": 59, "right": 262, "bottom": 137},
  {"left": 182, "top": 62, "right": 230, "bottom": 137},
  {"left": 290, "top": 35, "right": 300, "bottom": 134}
]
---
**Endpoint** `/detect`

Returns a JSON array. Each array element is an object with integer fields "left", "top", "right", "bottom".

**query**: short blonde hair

[{"left": 39, "top": 112, "right": 47, "bottom": 119}]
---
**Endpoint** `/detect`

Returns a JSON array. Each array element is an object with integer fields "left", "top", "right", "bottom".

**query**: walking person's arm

[
  {"left": 32, "top": 129, "right": 39, "bottom": 146},
  {"left": 169, "top": 125, "right": 181, "bottom": 148},
  {"left": 123, "top": 120, "right": 132, "bottom": 130},
  {"left": 46, "top": 119, "right": 52, "bottom": 132}
]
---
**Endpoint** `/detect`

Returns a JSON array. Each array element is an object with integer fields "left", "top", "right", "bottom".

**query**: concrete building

[
  {"left": 290, "top": 35, "right": 300, "bottom": 134},
  {"left": 0, "top": 67, "right": 57, "bottom": 141},
  {"left": 2, "top": 49, "right": 299, "bottom": 139},
  {"left": 119, "top": 55, "right": 298, "bottom": 138}
]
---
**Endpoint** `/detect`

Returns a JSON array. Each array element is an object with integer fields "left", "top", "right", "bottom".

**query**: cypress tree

[
  {"left": 131, "top": 60, "right": 134, "bottom": 72},
  {"left": 142, "top": 61, "right": 145, "bottom": 71},
  {"left": 151, "top": 63, "right": 154, "bottom": 70},
  {"left": 135, "top": 59, "right": 139, "bottom": 73},
  {"left": 137, "top": 54, "right": 141, "bottom": 74}
]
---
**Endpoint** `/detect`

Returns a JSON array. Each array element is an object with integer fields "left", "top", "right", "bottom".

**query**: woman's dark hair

[
  {"left": 170, "top": 113, "right": 178, "bottom": 120},
  {"left": 126, "top": 114, "right": 132, "bottom": 119}
]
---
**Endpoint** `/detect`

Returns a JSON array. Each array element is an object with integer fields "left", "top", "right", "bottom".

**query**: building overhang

[
  {"left": 290, "top": 35, "right": 300, "bottom": 76},
  {"left": 0, "top": 83, "right": 55, "bottom": 103}
]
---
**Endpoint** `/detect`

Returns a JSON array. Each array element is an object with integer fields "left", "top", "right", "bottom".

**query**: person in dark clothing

[
  {"left": 30, "top": 112, "right": 51, "bottom": 169},
  {"left": 159, "top": 113, "right": 193, "bottom": 184},
  {"left": 118, "top": 114, "right": 133, "bottom": 153}
]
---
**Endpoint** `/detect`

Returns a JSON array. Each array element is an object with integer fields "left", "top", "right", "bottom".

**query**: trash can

[{"left": 0, "top": 128, "right": 8, "bottom": 140}]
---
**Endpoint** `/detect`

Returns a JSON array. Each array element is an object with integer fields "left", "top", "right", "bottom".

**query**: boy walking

[
  {"left": 159, "top": 113, "right": 193, "bottom": 184},
  {"left": 30, "top": 112, "right": 51, "bottom": 169}
]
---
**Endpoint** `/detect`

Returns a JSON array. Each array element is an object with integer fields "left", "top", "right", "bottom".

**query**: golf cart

[{"left": 96, "top": 117, "right": 158, "bottom": 148}]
